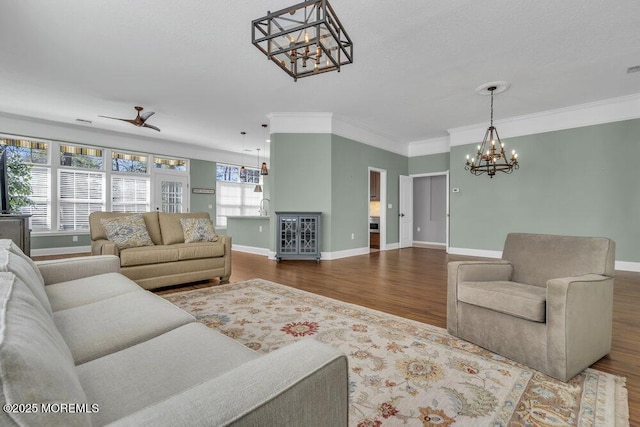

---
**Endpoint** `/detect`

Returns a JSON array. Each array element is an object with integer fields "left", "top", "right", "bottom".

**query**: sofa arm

[
  {"left": 108, "top": 340, "right": 348, "bottom": 427},
  {"left": 220, "top": 235, "right": 232, "bottom": 280},
  {"left": 92, "top": 239, "right": 119, "bottom": 256},
  {"left": 36, "top": 255, "right": 121, "bottom": 285},
  {"left": 546, "top": 274, "right": 614, "bottom": 381},
  {"left": 447, "top": 261, "right": 512, "bottom": 335}
]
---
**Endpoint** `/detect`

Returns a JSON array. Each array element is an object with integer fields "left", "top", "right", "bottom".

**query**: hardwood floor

[{"left": 38, "top": 248, "right": 640, "bottom": 423}]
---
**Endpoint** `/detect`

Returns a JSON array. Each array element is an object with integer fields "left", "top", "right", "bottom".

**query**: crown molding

[
  {"left": 407, "top": 137, "right": 450, "bottom": 157},
  {"left": 266, "top": 112, "right": 406, "bottom": 156},
  {"left": 448, "top": 92, "right": 640, "bottom": 146}
]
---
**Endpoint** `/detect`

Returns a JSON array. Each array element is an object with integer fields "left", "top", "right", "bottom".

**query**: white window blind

[
  {"left": 58, "top": 170, "right": 104, "bottom": 231},
  {"left": 216, "top": 181, "right": 261, "bottom": 227},
  {"left": 111, "top": 176, "right": 150, "bottom": 213},
  {"left": 19, "top": 167, "right": 51, "bottom": 231}
]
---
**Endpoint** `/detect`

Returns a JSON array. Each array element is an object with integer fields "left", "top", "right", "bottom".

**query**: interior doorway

[
  {"left": 368, "top": 168, "right": 386, "bottom": 252},
  {"left": 411, "top": 172, "right": 449, "bottom": 250}
]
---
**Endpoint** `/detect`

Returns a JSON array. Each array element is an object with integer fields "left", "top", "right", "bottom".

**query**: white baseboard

[
  {"left": 413, "top": 241, "right": 446, "bottom": 249},
  {"left": 321, "top": 247, "right": 370, "bottom": 260},
  {"left": 385, "top": 242, "right": 399, "bottom": 250},
  {"left": 232, "top": 245, "right": 271, "bottom": 257},
  {"left": 448, "top": 247, "right": 502, "bottom": 259},
  {"left": 31, "top": 246, "right": 91, "bottom": 257},
  {"left": 615, "top": 261, "right": 640, "bottom": 272}
]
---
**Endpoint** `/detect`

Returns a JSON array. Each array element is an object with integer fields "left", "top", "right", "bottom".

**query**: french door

[{"left": 153, "top": 173, "right": 189, "bottom": 213}]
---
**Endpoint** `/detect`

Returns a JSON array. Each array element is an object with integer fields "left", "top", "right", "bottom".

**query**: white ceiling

[{"left": 1, "top": 0, "right": 639, "bottom": 158}]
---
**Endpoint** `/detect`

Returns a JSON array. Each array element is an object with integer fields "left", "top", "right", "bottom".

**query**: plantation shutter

[
  {"left": 58, "top": 169, "right": 104, "bottom": 230},
  {"left": 19, "top": 166, "right": 51, "bottom": 231},
  {"left": 111, "top": 176, "right": 150, "bottom": 213}
]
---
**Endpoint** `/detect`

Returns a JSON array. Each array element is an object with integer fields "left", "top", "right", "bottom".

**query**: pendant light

[
  {"left": 260, "top": 124, "right": 269, "bottom": 175},
  {"left": 254, "top": 148, "right": 263, "bottom": 192},
  {"left": 239, "top": 131, "right": 247, "bottom": 181}
]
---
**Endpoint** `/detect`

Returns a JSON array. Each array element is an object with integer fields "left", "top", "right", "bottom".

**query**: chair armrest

[
  {"left": 35, "top": 255, "right": 121, "bottom": 285},
  {"left": 546, "top": 274, "right": 614, "bottom": 381},
  {"left": 108, "top": 340, "right": 348, "bottom": 427},
  {"left": 447, "top": 261, "right": 512, "bottom": 334},
  {"left": 92, "top": 239, "right": 119, "bottom": 256}
]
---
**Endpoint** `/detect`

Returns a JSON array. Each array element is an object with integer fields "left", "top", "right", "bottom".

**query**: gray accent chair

[{"left": 447, "top": 232, "right": 615, "bottom": 381}]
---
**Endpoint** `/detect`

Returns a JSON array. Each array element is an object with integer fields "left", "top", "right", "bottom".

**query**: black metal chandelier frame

[
  {"left": 465, "top": 86, "right": 519, "bottom": 178},
  {"left": 252, "top": 0, "right": 353, "bottom": 81}
]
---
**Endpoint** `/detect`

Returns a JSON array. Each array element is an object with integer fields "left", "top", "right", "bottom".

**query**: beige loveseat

[
  {"left": 447, "top": 232, "right": 615, "bottom": 381},
  {"left": 0, "top": 239, "right": 349, "bottom": 426},
  {"left": 90, "top": 211, "right": 231, "bottom": 289}
]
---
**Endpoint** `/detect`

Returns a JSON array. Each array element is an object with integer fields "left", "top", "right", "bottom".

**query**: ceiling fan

[{"left": 99, "top": 106, "right": 160, "bottom": 132}]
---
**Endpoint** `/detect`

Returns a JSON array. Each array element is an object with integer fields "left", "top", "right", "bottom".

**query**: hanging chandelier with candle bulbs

[
  {"left": 251, "top": 0, "right": 353, "bottom": 81},
  {"left": 465, "top": 83, "right": 519, "bottom": 178}
]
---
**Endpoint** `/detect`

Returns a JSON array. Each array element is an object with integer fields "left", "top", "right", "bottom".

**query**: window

[
  {"left": 216, "top": 164, "right": 262, "bottom": 227},
  {"left": 0, "top": 137, "right": 51, "bottom": 230},
  {"left": 111, "top": 151, "right": 150, "bottom": 213},
  {"left": 58, "top": 144, "right": 105, "bottom": 231},
  {"left": 154, "top": 156, "right": 187, "bottom": 171}
]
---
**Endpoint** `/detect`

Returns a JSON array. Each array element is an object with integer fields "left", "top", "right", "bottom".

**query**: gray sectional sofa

[{"left": 0, "top": 239, "right": 348, "bottom": 426}]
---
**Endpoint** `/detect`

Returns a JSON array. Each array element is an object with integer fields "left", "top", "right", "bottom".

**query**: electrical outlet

[
  {"left": 72, "top": 236, "right": 78, "bottom": 242},
  {"left": 388, "top": 204, "right": 392, "bottom": 209},
  {"left": 417, "top": 227, "right": 421, "bottom": 232},
  {"left": 208, "top": 204, "right": 213, "bottom": 209},
  {"left": 259, "top": 225, "right": 263, "bottom": 232},
  {"left": 351, "top": 233, "right": 355, "bottom": 240}
]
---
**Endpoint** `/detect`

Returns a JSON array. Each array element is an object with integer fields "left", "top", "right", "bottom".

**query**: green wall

[
  {"left": 450, "top": 118, "right": 640, "bottom": 262},
  {"left": 226, "top": 217, "right": 270, "bottom": 248},
  {"left": 270, "top": 132, "right": 408, "bottom": 254},
  {"left": 190, "top": 159, "right": 217, "bottom": 218},
  {"left": 270, "top": 133, "right": 333, "bottom": 251},
  {"left": 409, "top": 152, "right": 450, "bottom": 174},
  {"left": 31, "top": 234, "right": 91, "bottom": 251},
  {"left": 331, "top": 135, "right": 407, "bottom": 250}
]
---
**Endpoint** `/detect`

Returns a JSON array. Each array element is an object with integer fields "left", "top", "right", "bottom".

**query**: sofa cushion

[
  {"left": 159, "top": 212, "right": 210, "bottom": 245},
  {"left": 180, "top": 217, "right": 219, "bottom": 243},
  {"left": 54, "top": 291, "right": 195, "bottom": 364},
  {"left": 101, "top": 214, "right": 155, "bottom": 249},
  {"left": 458, "top": 280, "right": 547, "bottom": 322},
  {"left": 90, "top": 211, "right": 163, "bottom": 245},
  {"left": 0, "top": 272, "right": 91, "bottom": 426},
  {"left": 175, "top": 242, "right": 225, "bottom": 261},
  {"left": 0, "top": 246, "right": 52, "bottom": 317},
  {"left": 45, "top": 272, "right": 142, "bottom": 311},
  {"left": 77, "top": 323, "right": 258, "bottom": 425},
  {"left": 120, "top": 245, "right": 180, "bottom": 267}
]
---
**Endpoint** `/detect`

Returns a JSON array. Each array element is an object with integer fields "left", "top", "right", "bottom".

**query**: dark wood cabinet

[
  {"left": 370, "top": 171, "right": 380, "bottom": 201},
  {"left": 0, "top": 214, "right": 31, "bottom": 256},
  {"left": 370, "top": 232, "right": 380, "bottom": 249}
]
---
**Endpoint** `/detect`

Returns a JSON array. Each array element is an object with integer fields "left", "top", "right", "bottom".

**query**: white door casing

[
  {"left": 399, "top": 175, "right": 413, "bottom": 248},
  {"left": 154, "top": 173, "right": 189, "bottom": 213}
]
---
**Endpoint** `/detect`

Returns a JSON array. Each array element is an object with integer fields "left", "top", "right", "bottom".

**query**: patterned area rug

[{"left": 163, "top": 279, "right": 628, "bottom": 427}]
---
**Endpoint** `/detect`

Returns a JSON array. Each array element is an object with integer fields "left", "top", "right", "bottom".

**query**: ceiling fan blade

[
  {"left": 140, "top": 111, "right": 155, "bottom": 121},
  {"left": 99, "top": 115, "right": 137, "bottom": 125},
  {"left": 142, "top": 123, "right": 161, "bottom": 132}
]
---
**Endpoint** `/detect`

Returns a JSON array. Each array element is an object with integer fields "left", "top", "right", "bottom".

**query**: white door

[
  {"left": 154, "top": 173, "right": 189, "bottom": 213},
  {"left": 399, "top": 175, "right": 413, "bottom": 248}
]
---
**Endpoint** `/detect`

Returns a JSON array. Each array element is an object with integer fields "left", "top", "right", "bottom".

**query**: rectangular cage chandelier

[{"left": 252, "top": 0, "right": 353, "bottom": 81}]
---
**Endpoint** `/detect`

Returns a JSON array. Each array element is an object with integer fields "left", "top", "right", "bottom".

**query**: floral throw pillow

[
  {"left": 100, "top": 214, "right": 155, "bottom": 249},
  {"left": 180, "top": 218, "right": 219, "bottom": 243}
]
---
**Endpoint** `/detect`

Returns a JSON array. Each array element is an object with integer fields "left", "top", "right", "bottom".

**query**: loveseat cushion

[
  {"left": 45, "top": 272, "right": 142, "bottom": 311},
  {"left": 0, "top": 273, "right": 91, "bottom": 426},
  {"left": 119, "top": 245, "right": 180, "bottom": 267},
  {"left": 159, "top": 212, "right": 210, "bottom": 245},
  {"left": 0, "top": 243, "right": 52, "bottom": 317},
  {"left": 77, "top": 323, "right": 258, "bottom": 425},
  {"left": 458, "top": 280, "right": 547, "bottom": 322},
  {"left": 175, "top": 242, "right": 225, "bottom": 261},
  {"left": 54, "top": 291, "right": 195, "bottom": 364}
]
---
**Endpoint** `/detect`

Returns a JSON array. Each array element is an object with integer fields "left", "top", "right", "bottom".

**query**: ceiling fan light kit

[
  {"left": 99, "top": 106, "right": 160, "bottom": 132},
  {"left": 251, "top": 0, "right": 353, "bottom": 81}
]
